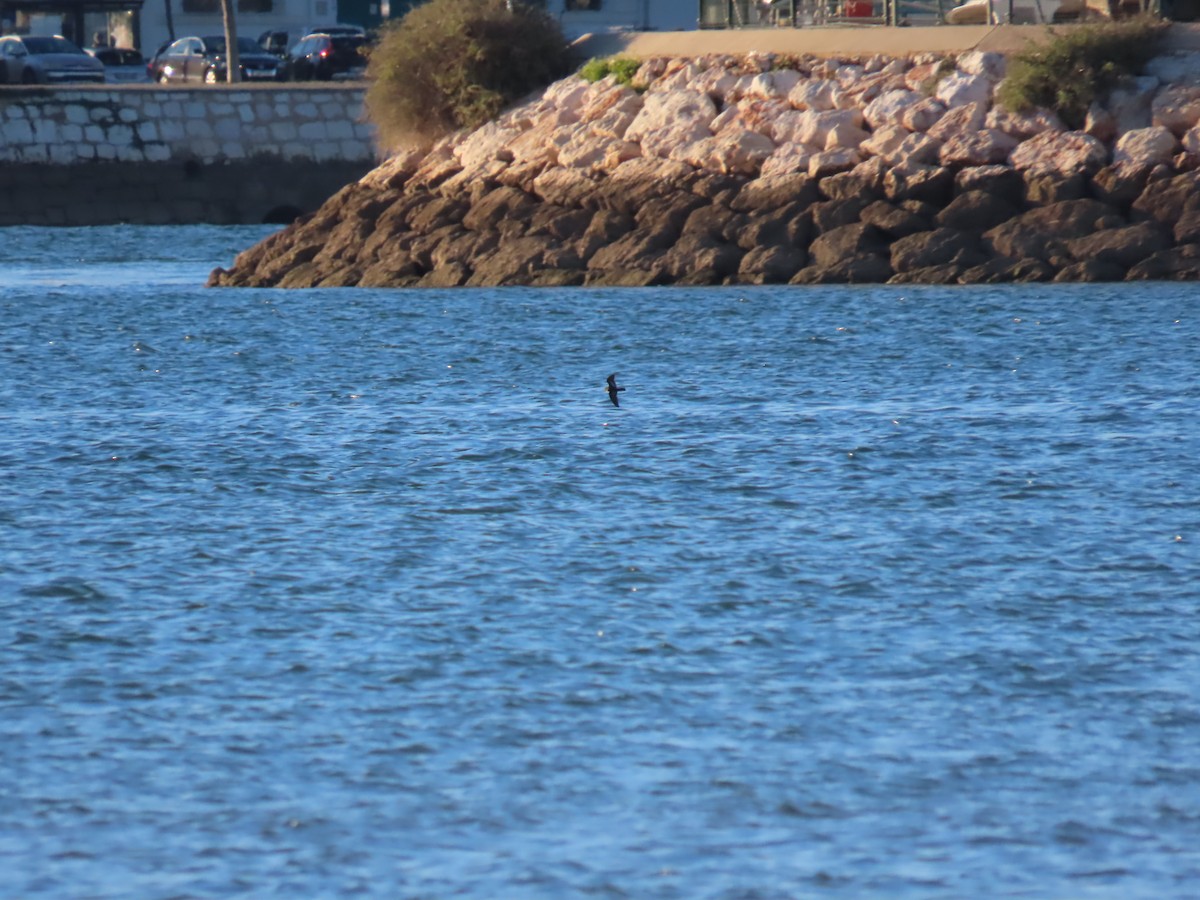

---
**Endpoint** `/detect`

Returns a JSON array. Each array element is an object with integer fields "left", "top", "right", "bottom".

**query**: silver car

[{"left": 0, "top": 35, "right": 106, "bottom": 85}]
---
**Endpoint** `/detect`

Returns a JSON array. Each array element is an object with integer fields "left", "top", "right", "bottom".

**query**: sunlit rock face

[{"left": 209, "top": 46, "right": 1200, "bottom": 289}]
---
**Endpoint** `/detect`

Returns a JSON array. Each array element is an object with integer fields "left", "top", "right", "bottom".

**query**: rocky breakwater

[{"left": 209, "top": 47, "right": 1200, "bottom": 288}]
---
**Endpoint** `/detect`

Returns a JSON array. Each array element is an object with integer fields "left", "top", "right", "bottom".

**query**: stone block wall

[{"left": 0, "top": 85, "right": 378, "bottom": 224}]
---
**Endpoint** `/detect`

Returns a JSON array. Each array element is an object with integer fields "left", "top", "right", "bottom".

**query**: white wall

[{"left": 554, "top": 0, "right": 696, "bottom": 38}]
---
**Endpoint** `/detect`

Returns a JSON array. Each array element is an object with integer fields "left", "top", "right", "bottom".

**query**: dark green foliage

[
  {"left": 996, "top": 17, "right": 1168, "bottom": 128},
  {"left": 579, "top": 55, "right": 641, "bottom": 87},
  {"left": 365, "top": 0, "right": 573, "bottom": 147}
]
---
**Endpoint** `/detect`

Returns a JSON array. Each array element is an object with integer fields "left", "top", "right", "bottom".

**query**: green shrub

[
  {"left": 365, "top": 0, "right": 573, "bottom": 148},
  {"left": 579, "top": 55, "right": 641, "bottom": 87},
  {"left": 995, "top": 16, "right": 1168, "bottom": 128}
]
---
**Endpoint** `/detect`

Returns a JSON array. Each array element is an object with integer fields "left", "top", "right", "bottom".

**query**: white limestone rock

[
  {"left": 938, "top": 128, "right": 1020, "bottom": 166},
  {"left": 957, "top": 51, "right": 1006, "bottom": 82},
  {"left": 863, "top": 89, "right": 924, "bottom": 130},
  {"left": 887, "top": 132, "right": 943, "bottom": 167},
  {"left": 901, "top": 97, "right": 947, "bottom": 133},
  {"left": 860, "top": 124, "right": 911, "bottom": 159},
  {"left": 1108, "top": 76, "right": 1159, "bottom": 135},
  {"left": 1152, "top": 84, "right": 1200, "bottom": 136},
  {"left": 1084, "top": 102, "right": 1118, "bottom": 144},
  {"left": 1144, "top": 52, "right": 1200, "bottom": 86},
  {"left": 935, "top": 71, "right": 992, "bottom": 108},
  {"left": 1009, "top": 131, "right": 1109, "bottom": 175},
  {"left": 928, "top": 101, "right": 986, "bottom": 141},
  {"left": 1182, "top": 124, "right": 1200, "bottom": 159},
  {"left": 1114, "top": 126, "right": 1180, "bottom": 167},
  {"left": 825, "top": 120, "right": 871, "bottom": 152},
  {"left": 787, "top": 79, "right": 839, "bottom": 111},
  {"left": 626, "top": 89, "right": 718, "bottom": 159},
  {"left": 809, "top": 148, "right": 861, "bottom": 178},
  {"left": 760, "top": 142, "right": 820, "bottom": 178},
  {"left": 711, "top": 129, "right": 777, "bottom": 175},
  {"left": 985, "top": 106, "right": 1066, "bottom": 139}
]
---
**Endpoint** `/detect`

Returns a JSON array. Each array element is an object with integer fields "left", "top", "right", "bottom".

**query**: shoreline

[{"left": 209, "top": 26, "right": 1200, "bottom": 288}]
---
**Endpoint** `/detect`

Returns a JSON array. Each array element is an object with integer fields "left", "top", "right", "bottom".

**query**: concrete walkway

[{"left": 573, "top": 21, "right": 1200, "bottom": 59}]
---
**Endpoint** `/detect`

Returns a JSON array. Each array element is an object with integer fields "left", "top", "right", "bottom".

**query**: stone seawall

[{"left": 0, "top": 85, "right": 378, "bottom": 225}]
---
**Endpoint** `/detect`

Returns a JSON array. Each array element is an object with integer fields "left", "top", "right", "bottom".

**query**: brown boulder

[
  {"left": 586, "top": 228, "right": 673, "bottom": 272},
  {"left": 984, "top": 199, "right": 1123, "bottom": 262},
  {"left": 527, "top": 269, "right": 588, "bottom": 287},
  {"left": 635, "top": 192, "right": 707, "bottom": 236},
  {"left": 1053, "top": 259, "right": 1129, "bottom": 282},
  {"left": 1174, "top": 208, "right": 1200, "bottom": 244},
  {"left": 1023, "top": 171, "right": 1088, "bottom": 207},
  {"left": 357, "top": 254, "right": 422, "bottom": 287},
  {"left": 1064, "top": 222, "right": 1171, "bottom": 268},
  {"left": 408, "top": 195, "right": 470, "bottom": 234},
  {"left": 466, "top": 235, "right": 558, "bottom": 286},
  {"left": 584, "top": 267, "right": 669, "bottom": 286},
  {"left": 1130, "top": 172, "right": 1200, "bottom": 227},
  {"left": 576, "top": 209, "right": 637, "bottom": 260},
  {"left": 809, "top": 223, "right": 890, "bottom": 269},
  {"left": 1089, "top": 164, "right": 1154, "bottom": 210},
  {"left": 890, "top": 227, "right": 987, "bottom": 273},
  {"left": 883, "top": 165, "right": 953, "bottom": 206},
  {"left": 954, "top": 165, "right": 1023, "bottom": 199},
  {"left": 737, "top": 244, "right": 809, "bottom": 283},
  {"left": 661, "top": 233, "right": 744, "bottom": 279},
  {"left": 1125, "top": 244, "right": 1200, "bottom": 280},
  {"left": 791, "top": 253, "right": 893, "bottom": 284},
  {"left": 528, "top": 205, "right": 594, "bottom": 242},
  {"left": 819, "top": 168, "right": 885, "bottom": 202},
  {"left": 462, "top": 186, "right": 539, "bottom": 232},
  {"left": 731, "top": 173, "right": 822, "bottom": 212},
  {"left": 736, "top": 201, "right": 813, "bottom": 250},
  {"left": 887, "top": 263, "right": 963, "bottom": 284},
  {"left": 682, "top": 205, "right": 747, "bottom": 243},
  {"left": 409, "top": 224, "right": 466, "bottom": 270},
  {"left": 420, "top": 263, "right": 471, "bottom": 287},
  {"left": 959, "top": 257, "right": 1057, "bottom": 283},
  {"left": 275, "top": 261, "right": 325, "bottom": 289},
  {"left": 936, "top": 191, "right": 1020, "bottom": 233},
  {"left": 811, "top": 196, "right": 872, "bottom": 234},
  {"left": 860, "top": 200, "right": 932, "bottom": 238}
]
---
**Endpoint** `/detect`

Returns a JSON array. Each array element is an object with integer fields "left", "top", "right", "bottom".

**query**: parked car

[
  {"left": 257, "top": 30, "right": 289, "bottom": 60},
  {"left": 144, "top": 39, "right": 171, "bottom": 81},
  {"left": 305, "top": 24, "right": 367, "bottom": 37},
  {"left": 154, "top": 35, "right": 282, "bottom": 84},
  {"left": 285, "top": 32, "right": 368, "bottom": 81},
  {"left": 0, "top": 35, "right": 106, "bottom": 84},
  {"left": 86, "top": 46, "right": 151, "bottom": 84}
]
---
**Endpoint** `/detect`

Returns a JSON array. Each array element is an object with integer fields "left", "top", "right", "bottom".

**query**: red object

[{"left": 844, "top": 0, "right": 873, "bottom": 15}]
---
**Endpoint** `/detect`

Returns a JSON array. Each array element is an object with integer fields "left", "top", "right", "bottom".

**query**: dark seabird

[{"left": 606, "top": 373, "right": 625, "bottom": 407}]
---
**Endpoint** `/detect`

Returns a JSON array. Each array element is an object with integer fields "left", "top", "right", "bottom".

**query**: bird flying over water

[{"left": 606, "top": 373, "right": 625, "bottom": 407}]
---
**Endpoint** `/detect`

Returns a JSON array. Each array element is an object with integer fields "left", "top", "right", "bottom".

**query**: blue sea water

[{"left": 2, "top": 225, "right": 1199, "bottom": 899}]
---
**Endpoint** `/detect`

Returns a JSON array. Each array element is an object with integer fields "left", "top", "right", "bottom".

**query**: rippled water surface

[{"left": 3, "top": 225, "right": 1199, "bottom": 898}]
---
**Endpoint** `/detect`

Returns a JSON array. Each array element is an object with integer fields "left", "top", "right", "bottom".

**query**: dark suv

[{"left": 285, "top": 32, "right": 367, "bottom": 81}]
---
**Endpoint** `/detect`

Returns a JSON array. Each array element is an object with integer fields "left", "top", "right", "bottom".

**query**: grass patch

[
  {"left": 995, "top": 16, "right": 1168, "bottom": 128},
  {"left": 365, "top": 0, "right": 572, "bottom": 148},
  {"left": 579, "top": 55, "right": 641, "bottom": 87}
]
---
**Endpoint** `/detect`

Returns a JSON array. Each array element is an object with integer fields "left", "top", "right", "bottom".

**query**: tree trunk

[
  {"left": 163, "top": 0, "right": 175, "bottom": 41},
  {"left": 220, "top": 0, "right": 240, "bottom": 83}
]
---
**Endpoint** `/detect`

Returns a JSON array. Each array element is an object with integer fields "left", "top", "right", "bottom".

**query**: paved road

[{"left": 573, "top": 22, "right": 1200, "bottom": 59}]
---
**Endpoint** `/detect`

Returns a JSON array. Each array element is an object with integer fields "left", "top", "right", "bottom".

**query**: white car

[{"left": 0, "top": 34, "right": 106, "bottom": 84}]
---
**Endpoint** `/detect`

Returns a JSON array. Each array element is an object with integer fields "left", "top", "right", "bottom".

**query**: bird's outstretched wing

[{"left": 606, "top": 373, "right": 625, "bottom": 407}]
